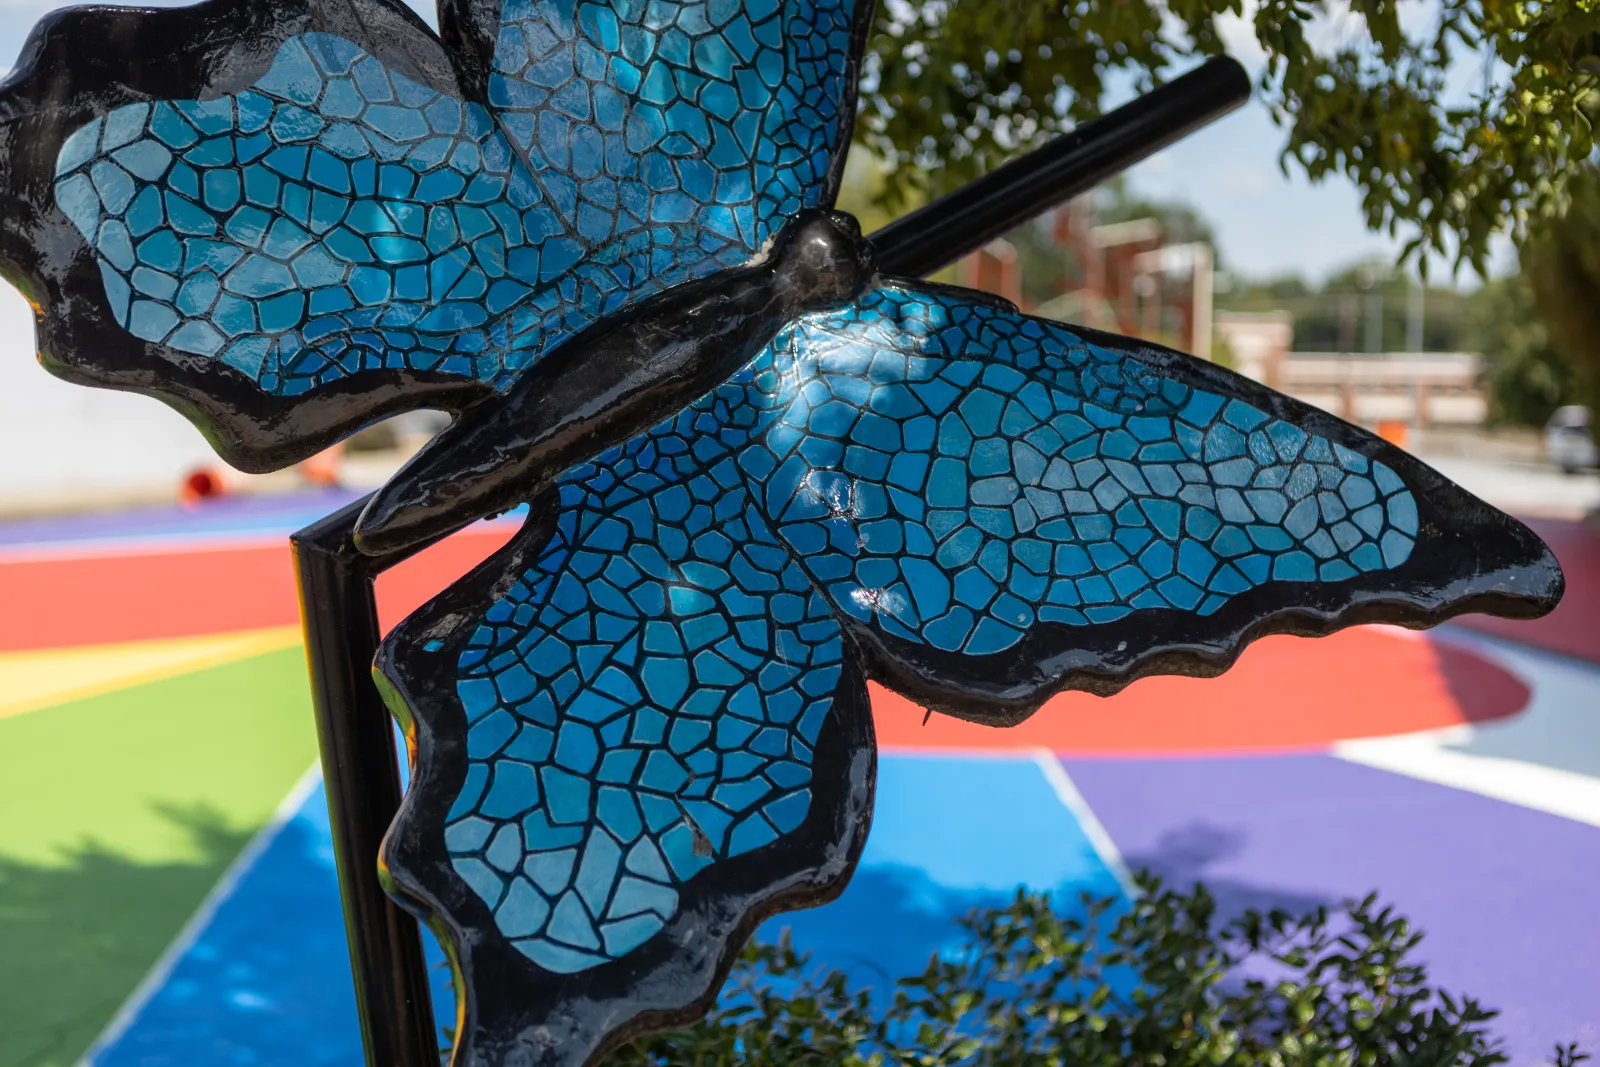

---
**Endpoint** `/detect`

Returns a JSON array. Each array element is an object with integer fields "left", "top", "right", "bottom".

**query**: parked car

[{"left": 1545, "top": 405, "right": 1598, "bottom": 474}]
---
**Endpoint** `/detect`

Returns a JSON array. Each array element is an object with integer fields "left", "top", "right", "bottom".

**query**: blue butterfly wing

[
  {"left": 4, "top": 0, "right": 869, "bottom": 469},
  {"left": 4, "top": 0, "right": 498, "bottom": 466},
  {"left": 743, "top": 282, "right": 1561, "bottom": 718},
  {"left": 376, "top": 379, "right": 872, "bottom": 1060},
  {"left": 375, "top": 279, "right": 1558, "bottom": 1059},
  {"left": 51, "top": 33, "right": 534, "bottom": 396},
  {"left": 460, "top": 0, "right": 868, "bottom": 279}
]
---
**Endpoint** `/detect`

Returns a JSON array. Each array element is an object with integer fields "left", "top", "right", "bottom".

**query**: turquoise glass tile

[{"left": 52, "top": 0, "right": 858, "bottom": 396}]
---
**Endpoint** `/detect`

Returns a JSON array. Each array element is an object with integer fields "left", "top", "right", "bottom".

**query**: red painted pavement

[
  {"left": 873, "top": 625, "right": 1528, "bottom": 755},
  {"left": 1458, "top": 516, "right": 1600, "bottom": 664},
  {"left": 0, "top": 525, "right": 516, "bottom": 652},
  {"left": 0, "top": 522, "right": 1530, "bottom": 754}
]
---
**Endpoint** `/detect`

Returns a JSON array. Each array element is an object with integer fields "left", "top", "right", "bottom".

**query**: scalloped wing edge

[
  {"left": 847, "top": 304, "right": 1564, "bottom": 724},
  {"left": 371, "top": 505, "right": 876, "bottom": 1067},
  {"left": 0, "top": 0, "right": 492, "bottom": 471}
]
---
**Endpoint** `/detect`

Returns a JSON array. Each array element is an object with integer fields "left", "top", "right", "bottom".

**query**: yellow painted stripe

[{"left": 0, "top": 626, "right": 302, "bottom": 722}]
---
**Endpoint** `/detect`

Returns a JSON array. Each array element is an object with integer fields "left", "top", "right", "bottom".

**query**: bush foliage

[{"left": 607, "top": 873, "right": 1587, "bottom": 1067}]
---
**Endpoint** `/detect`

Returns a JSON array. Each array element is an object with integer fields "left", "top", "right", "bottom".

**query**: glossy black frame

[{"left": 292, "top": 57, "right": 1255, "bottom": 1067}]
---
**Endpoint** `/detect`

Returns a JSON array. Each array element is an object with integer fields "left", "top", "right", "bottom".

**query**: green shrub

[{"left": 607, "top": 873, "right": 1587, "bottom": 1067}]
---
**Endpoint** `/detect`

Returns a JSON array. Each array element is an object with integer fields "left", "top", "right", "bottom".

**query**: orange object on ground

[
  {"left": 179, "top": 466, "right": 233, "bottom": 504},
  {"left": 1377, "top": 420, "right": 1409, "bottom": 448}
]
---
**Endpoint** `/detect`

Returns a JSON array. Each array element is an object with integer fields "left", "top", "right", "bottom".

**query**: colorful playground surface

[{"left": 2, "top": 492, "right": 1597, "bottom": 1066}]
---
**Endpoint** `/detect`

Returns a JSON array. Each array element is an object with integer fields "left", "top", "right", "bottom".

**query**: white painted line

[
  {"left": 1334, "top": 737, "right": 1600, "bottom": 829},
  {"left": 1332, "top": 627, "right": 1600, "bottom": 830},
  {"left": 872, "top": 746, "right": 1137, "bottom": 897},
  {"left": 1031, "top": 749, "right": 1137, "bottom": 898},
  {"left": 76, "top": 763, "right": 324, "bottom": 1066}
]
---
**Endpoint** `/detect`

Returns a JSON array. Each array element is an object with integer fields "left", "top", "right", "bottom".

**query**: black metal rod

[
  {"left": 294, "top": 58, "right": 1249, "bottom": 1067},
  {"left": 292, "top": 494, "right": 438, "bottom": 1067},
  {"left": 869, "top": 56, "right": 1250, "bottom": 278}
]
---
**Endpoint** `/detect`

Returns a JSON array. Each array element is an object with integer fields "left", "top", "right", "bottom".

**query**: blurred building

[
  {"left": 954, "top": 239, "right": 1022, "bottom": 308},
  {"left": 1213, "top": 311, "right": 1292, "bottom": 387},
  {"left": 935, "top": 203, "right": 1491, "bottom": 432},
  {"left": 1277, "top": 351, "right": 1487, "bottom": 427},
  {"left": 964, "top": 198, "right": 1216, "bottom": 360},
  {"left": 1045, "top": 203, "right": 1213, "bottom": 357},
  {"left": 0, "top": 287, "right": 218, "bottom": 512},
  {"left": 1215, "top": 311, "right": 1486, "bottom": 427}
]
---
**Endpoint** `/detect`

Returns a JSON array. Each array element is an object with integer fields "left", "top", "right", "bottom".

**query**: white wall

[{"left": 0, "top": 284, "right": 218, "bottom": 506}]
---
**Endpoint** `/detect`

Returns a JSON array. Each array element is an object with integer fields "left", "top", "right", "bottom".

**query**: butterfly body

[
  {"left": 0, "top": 0, "right": 1563, "bottom": 1064},
  {"left": 356, "top": 207, "right": 877, "bottom": 554}
]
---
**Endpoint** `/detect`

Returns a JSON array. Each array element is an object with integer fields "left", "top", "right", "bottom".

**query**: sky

[
  {"left": 1119, "top": 102, "right": 1411, "bottom": 284},
  {"left": 0, "top": 0, "right": 1512, "bottom": 285}
]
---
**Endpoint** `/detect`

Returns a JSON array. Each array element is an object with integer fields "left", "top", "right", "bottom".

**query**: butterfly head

[{"left": 771, "top": 209, "right": 877, "bottom": 313}]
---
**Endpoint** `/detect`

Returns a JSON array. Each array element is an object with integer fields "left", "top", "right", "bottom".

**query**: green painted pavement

[{"left": 0, "top": 647, "right": 317, "bottom": 1067}]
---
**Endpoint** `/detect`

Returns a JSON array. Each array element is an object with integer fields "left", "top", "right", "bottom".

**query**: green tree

[
  {"left": 1464, "top": 271, "right": 1578, "bottom": 428},
  {"left": 1522, "top": 167, "right": 1600, "bottom": 438},
  {"left": 855, "top": 0, "right": 1600, "bottom": 273},
  {"left": 1218, "top": 264, "right": 1471, "bottom": 354}
]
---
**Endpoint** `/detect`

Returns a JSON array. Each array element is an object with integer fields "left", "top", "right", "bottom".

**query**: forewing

[
  {"left": 743, "top": 282, "right": 1561, "bottom": 720},
  {"left": 376, "top": 380, "right": 871, "bottom": 1060},
  {"left": 2, "top": 0, "right": 870, "bottom": 470},
  {"left": 0, "top": 0, "right": 520, "bottom": 467},
  {"left": 446, "top": 0, "right": 871, "bottom": 262}
]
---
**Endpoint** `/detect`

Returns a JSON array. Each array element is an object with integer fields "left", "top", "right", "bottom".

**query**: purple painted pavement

[
  {"left": 1063, "top": 752, "right": 1600, "bottom": 1063},
  {"left": 0, "top": 489, "right": 526, "bottom": 550},
  {"left": 0, "top": 489, "right": 363, "bottom": 548}
]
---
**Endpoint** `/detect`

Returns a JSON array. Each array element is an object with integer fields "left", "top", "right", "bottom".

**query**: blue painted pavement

[{"left": 87, "top": 751, "right": 1126, "bottom": 1062}]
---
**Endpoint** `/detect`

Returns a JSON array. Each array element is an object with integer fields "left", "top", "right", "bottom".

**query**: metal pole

[
  {"left": 293, "top": 58, "right": 1252, "bottom": 1067},
  {"left": 1408, "top": 274, "right": 1425, "bottom": 353},
  {"left": 293, "top": 495, "right": 438, "bottom": 1067},
  {"left": 871, "top": 56, "right": 1250, "bottom": 278}
]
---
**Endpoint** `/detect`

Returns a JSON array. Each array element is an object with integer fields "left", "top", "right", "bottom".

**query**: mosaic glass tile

[
  {"left": 444, "top": 282, "right": 1419, "bottom": 968},
  {"left": 51, "top": 0, "right": 858, "bottom": 397},
  {"left": 755, "top": 286, "right": 1418, "bottom": 647}
]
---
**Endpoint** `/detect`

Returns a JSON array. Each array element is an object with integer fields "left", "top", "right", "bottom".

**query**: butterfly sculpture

[{"left": 0, "top": 0, "right": 1564, "bottom": 1061}]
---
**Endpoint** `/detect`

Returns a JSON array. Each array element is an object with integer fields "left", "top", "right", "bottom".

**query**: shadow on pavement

[
  {"left": 1121, "top": 820, "right": 1333, "bottom": 922},
  {"left": 0, "top": 804, "right": 252, "bottom": 1067}
]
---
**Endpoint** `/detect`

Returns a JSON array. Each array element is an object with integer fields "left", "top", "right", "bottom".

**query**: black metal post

[
  {"left": 871, "top": 56, "right": 1250, "bottom": 277},
  {"left": 292, "top": 58, "right": 1250, "bottom": 1067},
  {"left": 293, "top": 495, "right": 439, "bottom": 1067}
]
